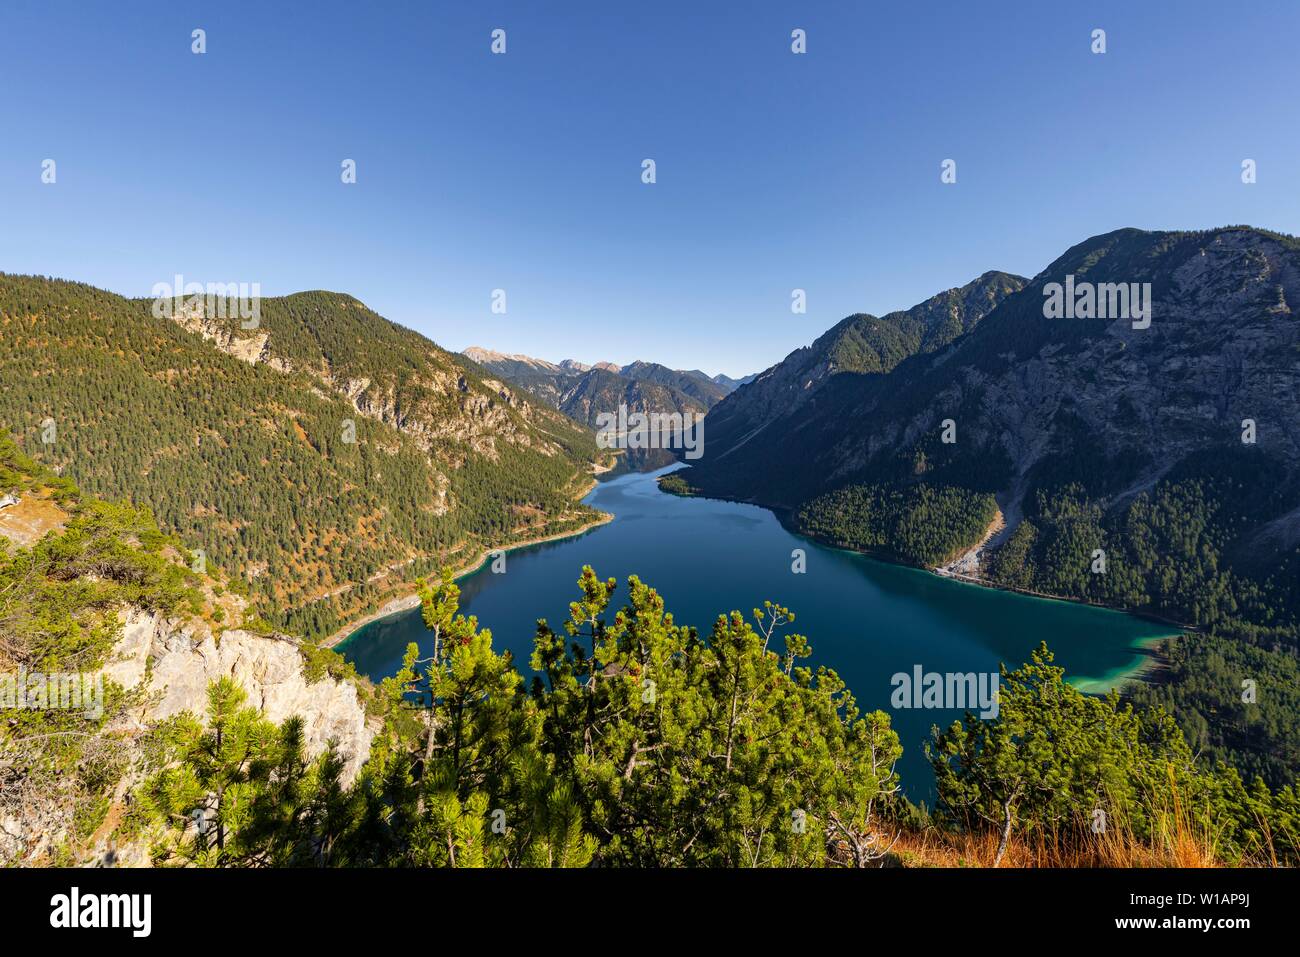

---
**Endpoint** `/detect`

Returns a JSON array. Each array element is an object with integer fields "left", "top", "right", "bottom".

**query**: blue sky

[{"left": 1, "top": 1, "right": 1297, "bottom": 377}]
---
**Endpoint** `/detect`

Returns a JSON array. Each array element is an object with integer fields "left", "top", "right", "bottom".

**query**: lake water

[{"left": 339, "top": 464, "right": 1176, "bottom": 801}]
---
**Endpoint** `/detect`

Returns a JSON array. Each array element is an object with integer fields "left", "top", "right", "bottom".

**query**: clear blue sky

[{"left": 2, "top": 0, "right": 1297, "bottom": 377}]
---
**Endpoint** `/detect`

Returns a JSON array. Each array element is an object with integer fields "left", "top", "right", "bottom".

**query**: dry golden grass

[
  {"left": 887, "top": 775, "right": 1268, "bottom": 869},
  {"left": 0, "top": 493, "right": 68, "bottom": 547},
  {"left": 888, "top": 822, "right": 1230, "bottom": 868}
]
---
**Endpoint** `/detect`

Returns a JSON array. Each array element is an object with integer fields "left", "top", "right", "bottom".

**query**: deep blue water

[{"left": 340, "top": 465, "right": 1174, "bottom": 801}]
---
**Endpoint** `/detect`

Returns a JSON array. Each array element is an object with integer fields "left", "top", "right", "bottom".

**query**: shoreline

[
  {"left": 321, "top": 510, "right": 614, "bottom": 650},
  {"left": 1070, "top": 635, "right": 1171, "bottom": 693},
  {"left": 332, "top": 466, "right": 1185, "bottom": 689},
  {"left": 661, "top": 474, "right": 1189, "bottom": 685},
  {"left": 688, "top": 483, "right": 1193, "bottom": 630},
  {"left": 928, "top": 566, "right": 1193, "bottom": 633},
  {"left": 815, "top": 533, "right": 1185, "bottom": 689}
]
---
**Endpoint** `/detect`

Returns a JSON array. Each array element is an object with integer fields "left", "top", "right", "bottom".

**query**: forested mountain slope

[
  {"left": 699, "top": 270, "right": 1026, "bottom": 475},
  {"left": 677, "top": 226, "right": 1300, "bottom": 787},
  {"left": 4, "top": 429, "right": 1297, "bottom": 868},
  {"left": 0, "top": 433, "right": 374, "bottom": 865},
  {"left": 619, "top": 360, "right": 730, "bottom": 406},
  {"left": 0, "top": 275, "right": 603, "bottom": 639}
]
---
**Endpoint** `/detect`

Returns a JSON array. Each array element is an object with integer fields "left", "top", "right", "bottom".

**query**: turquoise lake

[{"left": 340, "top": 464, "right": 1176, "bottom": 800}]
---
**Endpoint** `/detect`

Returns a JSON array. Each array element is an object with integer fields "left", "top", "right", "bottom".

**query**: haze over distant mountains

[{"left": 462, "top": 346, "right": 754, "bottom": 430}]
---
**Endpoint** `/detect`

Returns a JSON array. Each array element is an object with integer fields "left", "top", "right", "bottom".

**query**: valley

[
  {"left": 5, "top": 0, "right": 1300, "bottom": 914},
  {"left": 676, "top": 226, "right": 1300, "bottom": 789},
  {"left": 3, "top": 229, "right": 1298, "bottom": 869},
  {"left": 338, "top": 464, "right": 1180, "bottom": 801},
  {"left": 463, "top": 345, "right": 745, "bottom": 429}
]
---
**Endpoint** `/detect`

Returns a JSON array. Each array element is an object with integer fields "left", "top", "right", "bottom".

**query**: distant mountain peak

[
  {"left": 463, "top": 345, "right": 563, "bottom": 373},
  {"left": 458, "top": 348, "right": 754, "bottom": 437},
  {"left": 694, "top": 268, "right": 1029, "bottom": 490},
  {"left": 688, "top": 225, "right": 1300, "bottom": 521}
]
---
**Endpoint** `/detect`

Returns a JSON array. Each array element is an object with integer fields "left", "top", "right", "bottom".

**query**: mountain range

[
  {"left": 675, "top": 225, "right": 1300, "bottom": 785},
  {"left": 5, "top": 224, "right": 1300, "bottom": 866},
  {"left": 3, "top": 225, "right": 1298, "bottom": 792},
  {"left": 0, "top": 277, "right": 606, "bottom": 639},
  {"left": 688, "top": 228, "right": 1300, "bottom": 533},
  {"left": 462, "top": 346, "right": 749, "bottom": 428},
  {"left": 697, "top": 269, "right": 1028, "bottom": 488}
]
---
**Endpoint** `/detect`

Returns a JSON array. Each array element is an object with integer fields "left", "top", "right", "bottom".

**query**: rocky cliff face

[
  {"left": 685, "top": 228, "right": 1300, "bottom": 559},
  {"left": 0, "top": 607, "right": 377, "bottom": 865},
  {"left": 106, "top": 608, "right": 376, "bottom": 786},
  {"left": 834, "top": 228, "right": 1300, "bottom": 509},
  {"left": 168, "top": 300, "right": 291, "bottom": 372},
  {"left": 0, "top": 430, "right": 382, "bottom": 866},
  {"left": 698, "top": 271, "right": 1026, "bottom": 478},
  {"left": 167, "top": 296, "right": 589, "bottom": 465}
]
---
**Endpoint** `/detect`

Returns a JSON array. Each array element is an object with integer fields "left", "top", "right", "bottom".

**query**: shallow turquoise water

[{"left": 340, "top": 465, "right": 1176, "bottom": 800}]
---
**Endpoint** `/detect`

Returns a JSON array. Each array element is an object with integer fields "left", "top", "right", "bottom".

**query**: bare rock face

[
  {"left": 3, "top": 608, "right": 375, "bottom": 866},
  {"left": 106, "top": 609, "right": 376, "bottom": 785},
  {"left": 687, "top": 227, "right": 1300, "bottom": 530},
  {"left": 170, "top": 303, "right": 291, "bottom": 372},
  {"left": 955, "top": 229, "right": 1300, "bottom": 489},
  {"left": 162, "top": 293, "right": 592, "bottom": 475},
  {"left": 700, "top": 271, "right": 1027, "bottom": 480}
]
